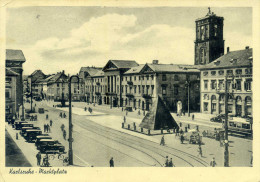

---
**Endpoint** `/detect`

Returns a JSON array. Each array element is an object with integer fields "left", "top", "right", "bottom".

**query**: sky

[{"left": 6, "top": 6, "right": 252, "bottom": 75}]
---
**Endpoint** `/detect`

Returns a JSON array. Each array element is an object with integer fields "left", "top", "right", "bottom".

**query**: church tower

[{"left": 194, "top": 8, "right": 224, "bottom": 65}]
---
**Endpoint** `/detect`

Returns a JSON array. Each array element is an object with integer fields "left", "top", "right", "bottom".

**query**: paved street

[{"left": 5, "top": 99, "right": 252, "bottom": 167}]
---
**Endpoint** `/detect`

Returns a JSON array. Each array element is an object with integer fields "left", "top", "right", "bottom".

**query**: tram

[{"left": 228, "top": 118, "right": 252, "bottom": 138}]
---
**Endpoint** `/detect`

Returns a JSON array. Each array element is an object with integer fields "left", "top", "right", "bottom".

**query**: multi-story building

[
  {"left": 5, "top": 49, "right": 26, "bottom": 116},
  {"left": 27, "top": 70, "right": 46, "bottom": 98},
  {"left": 84, "top": 60, "right": 200, "bottom": 112},
  {"left": 199, "top": 47, "right": 252, "bottom": 117},
  {"left": 79, "top": 66, "right": 102, "bottom": 103},
  {"left": 5, "top": 68, "right": 19, "bottom": 117},
  {"left": 47, "top": 71, "right": 69, "bottom": 101},
  {"left": 194, "top": 8, "right": 224, "bottom": 65}
]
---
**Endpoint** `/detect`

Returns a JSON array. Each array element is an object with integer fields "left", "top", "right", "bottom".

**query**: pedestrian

[
  {"left": 180, "top": 134, "right": 184, "bottom": 144},
  {"left": 210, "top": 157, "right": 217, "bottom": 167},
  {"left": 84, "top": 107, "right": 87, "bottom": 111},
  {"left": 36, "top": 152, "right": 41, "bottom": 166},
  {"left": 63, "top": 113, "right": 66, "bottom": 118},
  {"left": 122, "top": 107, "right": 123, "bottom": 112},
  {"left": 17, "top": 112, "right": 19, "bottom": 119},
  {"left": 50, "top": 120, "right": 53, "bottom": 127},
  {"left": 123, "top": 116, "right": 126, "bottom": 123},
  {"left": 126, "top": 111, "right": 128, "bottom": 116},
  {"left": 183, "top": 111, "right": 185, "bottom": 116},
  {"left": 138, "top": 110, "right": 140, "bottom": 115},
  {"left": 42, "top": 154, "right": 49, "bottom": 167},
  {"left": 47, "top": 124, "right": 50, "bottom": 133},
  {"left": 109, "top": 157, "right": 114, "bottom": 167},
  {"left": 60, "top": 112, "right": 62, "bottom": 118},
  {"left": 192, "top": 114, "right": 195, "bottom": 121},
  {"left": 168, "top": 158, "right": 174, "bottom": 167},
  {"left": 198, "top": 145, "right": 203, "bottom": 157},
  {"left": 160, "top": 135, "right": 165, "bottom": 146},
  {"left": 44, "top": 124, "right": 46, "bottom": 132},
  {"left": 164, "top": 156, "right": 169, "bottom": 167},
  {"left": 63, "top": 130, "right": 66, "bottom": 140},
  {"left": 176, "top": 127, "right": 180, "bottom": 136},
  {"left": 46, "top": 114, "right": 48, "bottom": 120},
  {"left": 61, "top": 124, "right": 65, "bottom": 131}
]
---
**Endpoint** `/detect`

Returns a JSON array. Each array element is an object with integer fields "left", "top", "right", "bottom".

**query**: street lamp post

[
  {"left": 185, "top": 81, "right": 190, "bottom": 117},
  {"left": 30, "top": 80, "right": 33, "bottom": 112},
  {"left": 224, "top": 75, "right": 229, "bottom": 167},
  {"left": 68, "top": 74, "right": 80, "bottom": 165}
]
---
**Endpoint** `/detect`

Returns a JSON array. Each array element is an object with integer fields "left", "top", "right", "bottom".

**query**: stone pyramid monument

[{"left": 139, "top": 95, "right": 179, "bottom": 130}]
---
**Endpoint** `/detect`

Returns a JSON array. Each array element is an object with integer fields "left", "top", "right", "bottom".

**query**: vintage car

[
  {"left": 14, "top": 121, "right": 28, "bottom": 130},
  {"left": 37, "top": 139, "right": 65, "bottom": 153},
  {"left": 21, "top": 123, "right": 34, "bottom": 128},
  {"left": 24, "top": 129, "right": 42, "bottom": 142},
  {"left": 183, "top": 129, "right": 203, "bottom": 144},
  {"left": 35, "top": 135, "right": 52, "bottom": 146},
  {"left": 21, "top": 126, "right": 41, "bottom": 137}
]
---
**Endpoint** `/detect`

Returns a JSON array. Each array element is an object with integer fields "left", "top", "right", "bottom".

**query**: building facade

[
  {"left": 5, "top": 49, "right": 26, "bottom": 116},
  {"left": 84, "top": 60, "right": 200, "bottom": 112},
  {"left": 194, "top": 8, "right": 224, "bottom": 65},
  {"left": 199, "top": 47, "right": 252, "bottom": 117}
]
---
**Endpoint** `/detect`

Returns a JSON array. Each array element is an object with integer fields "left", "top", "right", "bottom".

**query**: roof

[
  {"left": 200, "top": 48, "right": 253, "bottom": 70},
  {"left": 6, "top": 49, "right": 26, "bottom": 62},
  {"left": 139, "top": 95, "right": 179, "bottom": 130},
  {"left": 6, "top": 68, "right": 19, "bottom": 76},
  {"left": 124, "top": 64, "right": 145, "bottom": 74},
  {"left": 149, "top": 64, "right": 200, "bottom": 73},
  {"left": 79, "top": 67, "right": 102, "bottom": 78},
  {"left": 48, "top": 72, "right": 68, "bottom": 83},
  {"left": 93, "top": 70, "right": 105, "bottom": 77},
  {"left": 103, "top": 60, "right": 139, "bottom": 71}
]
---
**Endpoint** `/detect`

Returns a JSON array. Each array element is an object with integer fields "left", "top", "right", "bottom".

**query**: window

[
  {"left": 204, "top": 80, "right": 208, "bottom": 90},
  {"left": 203, "top": 94, "right": 209, "bottom": 100},
  {"left": 57, "top": 83, "right": 59, "bottom": 87},
  {"left": 212, "top": 103, "right": 216, "bottom": 112},
  {"left": 218, "top": 80, "right": 224, "bottom": 90},
  {"left": 5, "top": 90, "right": 10, "bottom": 99},
  {"left": 174, "top": 75, "right": 179, "bottom": 81},
  {"left": 134, "top": 76, "right": 136, "bottom": 81},
  {"left": 142, "top": 76, "right": 144, "bottom": 80},
  {"left": 121, "top": 86, "right": 124, "bottom": 93},
  {"left": 139, "top": 76, "right": 141, "bottom": 80},
  {"left": 146, "top": 86, "right": 150, "bottom": 94},
  {"left": 146, "top": 75, "right": 149, "bottom": 80},
  {"left": 162, "top": 74, "right": 166, "bottom": 81},
  {"left": 138, "top": 85, "right": 141, "bottom": 94},
  {"left": 117, "top": 86, "right": 119, "bottom": 93},
  {"left": 162, "top": 86, "right": 167, "bottom": 95},
  {"left": 151, "top": 85, "right": 154, "bottom": 95},
  {"left": 236, "top": 80, "right": 241, "bottom": 90},
  {"left": 125, "top": 85, "right": 128, "bottom": 93},
  {"left": 218, "top": 70, "right": 224, "bottom": 75},
  {"left": 174, "top": 85, "right": 179, "bottom": 95},
  {"left": 227, "top": 70, "right": 233, "bottom": 75},
  {"left": 203, "top": 71, "right": 208, "bottom": 76},
  {"left": 151, "top": 75, "right": 154, "bottom": 80},
  {"left": 125, "top": 77, "right": 127, "bottom": 81},
  {"left": 211, "top": 71, "right": 216, "bottom": 76},
  {"left": 134, "top": 86, "right": 137, "bottom": 93},
  {"left": 245, "top": 79, "right": 252, "bottom": 91},
  {"left": 236, "top": 69, "right": 242, "bottom": 75},
  {"left": 204, "top": 102, "right": 208, "bottom": 111},
  {"left": 142, "top": 86, "right": 145, "bottom": 94},
  {"left": 245, "top": 68, "right": 252, "bottom": 75},
  {"left": 130, "top": 76, "right": 132, "bottom": 81},
  {"left": 228, "top": 104, "right": 233, "bottom": 113},
  {"left": 211, "top": 80, "right": 216, "bottom": 89}
]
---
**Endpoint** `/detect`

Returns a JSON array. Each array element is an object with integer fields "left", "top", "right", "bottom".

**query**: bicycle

[{"left": 49, "top": 153, "right": 65, "bottom": 160}]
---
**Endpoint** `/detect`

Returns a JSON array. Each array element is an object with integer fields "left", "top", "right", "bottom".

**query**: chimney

[
  {"left": 227, "top": 47, "right": 230, "bottom": 53},
  {"left": 152, "top": 60, "right": 159, "bottom": 64},
  {"left": 245, "top": 46, "right": 249, "bottom": 49}
]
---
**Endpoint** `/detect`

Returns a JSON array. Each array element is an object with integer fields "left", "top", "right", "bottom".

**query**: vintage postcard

[{"left": 0, "top": 0, "right": 259, "bottom": 182}]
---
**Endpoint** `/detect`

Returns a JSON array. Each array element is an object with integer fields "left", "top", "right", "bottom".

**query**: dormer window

[
  {"left": 236, "top": 69, "right": 242, "bottom": 75},
  {"left": 218, "top": 70, "right": 224, "bottom": 75},
  {"left": 214, "top": 60, "right": 220, "bottom": 65},
  {"left": 230, "top": 59, "right": 237, "bottom": 64},
  {"left": 211, "top": 71, "right": 216, "bottom": 76},
  {"left": 203, "top": 71, "right": 208, "bottom": 76}
]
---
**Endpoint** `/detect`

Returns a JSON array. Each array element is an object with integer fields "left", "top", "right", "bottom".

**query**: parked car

[
  {"left": 21, "top": 126, "right": 41, "bottom": 137},
  {"left": 21, "top": 123, "right": 34, "bottom": 128},
  {"left": 35, "top": 135, "right": 52, "bottom": 147},
  {"left": 37, "top": 139, "right": 65, "bottom": 153},
  {"left": 14, "top": 121, "right": 28, "bottom": 130},
  {"left": 24, "top": 129, "right": 42, "bottom": 142}
]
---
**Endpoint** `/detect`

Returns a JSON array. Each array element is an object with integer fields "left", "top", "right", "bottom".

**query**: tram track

[{"left": 74, "top": 115, "right": 208, "bottom": 167}]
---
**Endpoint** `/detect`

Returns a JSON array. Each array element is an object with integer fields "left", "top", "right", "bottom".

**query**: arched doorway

[
  {"left": 211, "top": 95, "right": 217, "bottom": 114},
  {"left": 235, "top": 96, "right": 242, "bottom": 116},
  {"left": 245, "top": 96, "right": 252, "bottom": 116}
]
